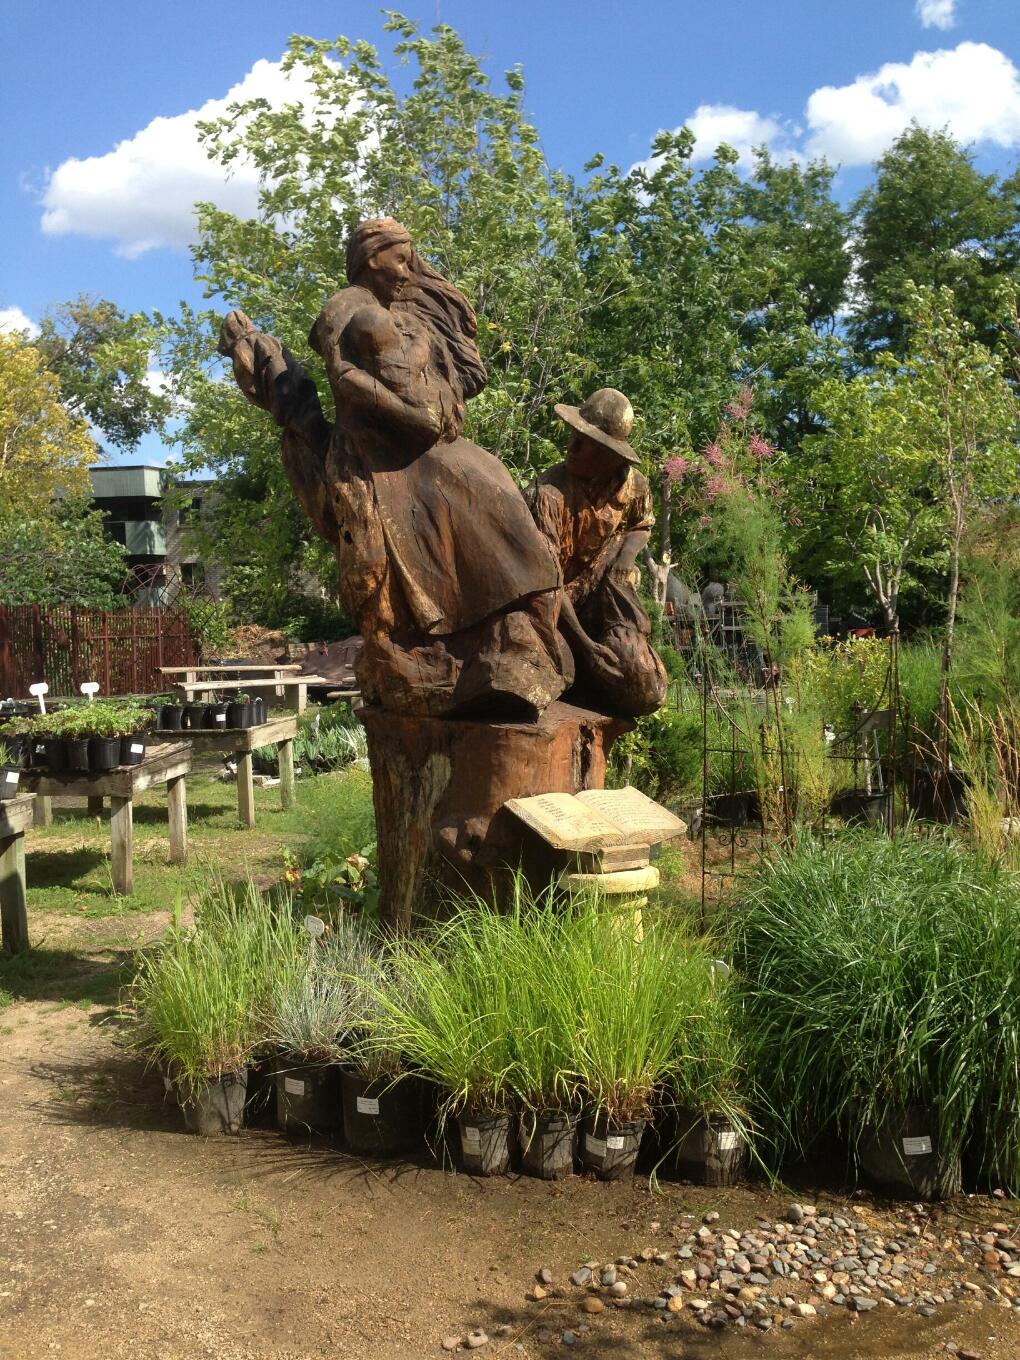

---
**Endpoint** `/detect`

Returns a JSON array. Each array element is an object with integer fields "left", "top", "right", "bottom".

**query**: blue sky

[{"left": 3, "top": 0, "right": 1020, "bottom": 463}]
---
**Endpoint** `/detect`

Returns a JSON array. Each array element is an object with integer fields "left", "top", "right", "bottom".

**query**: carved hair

[{"left": 345, "top": 218, "right": 487, "bottom": 405}]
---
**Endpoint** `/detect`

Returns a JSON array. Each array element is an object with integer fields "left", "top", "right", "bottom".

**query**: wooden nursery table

[
  {"left": 0, "top": 792, "right": 35, "bottom": 953},
  {"left": 157, "top": 715, "right": 297, "bottom": 830},
  {"left": 161, "top": 665, "right": 326, "bottom": 715},
  {"left": 20, "top": 742, "right": 191, "bottom": 896}
]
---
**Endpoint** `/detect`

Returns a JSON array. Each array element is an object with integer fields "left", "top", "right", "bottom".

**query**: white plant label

[
  {"left": 284, "top": 1077, "right": 305, "bottom": 1097},
  {"left": 585, "top": 1135, "right": 607, "bottom": 1158},
  {"left": 4, "top": 771, "right": 19, "bottom": 785},
  {"left": 462, "top": 1125, "right": 481, "bottom": 1148},
  {"left": 130, "top": 743, "right": 144, "bottom": 755},
  {"left": 80, "top": 682, "right": 100, "bottom": 701},
  {"left": 356, "top": 1096, "right": 380, "bottom": 1116},
  {"left": 304, "top": 915, "right": 326, "bottom": 938},
  {"left": 717, "top": 1130, "right": 740, "bottom": 1151},
  {"left": 902, "top": 1135, "right": 932, "bottom": 1156},
  {"left": 606, "top": 1135, "right": 626, "bottom": 1150},
  {"left": 215, "top": 713, "right": 226, "bottom": 724}
]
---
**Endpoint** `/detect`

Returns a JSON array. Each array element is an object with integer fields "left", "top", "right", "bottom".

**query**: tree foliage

[
  {"left": 0, "top": 499, "right": 128, "bottom": 607},
  {"left": 0, "top": 333, "right": 97, "bottom": 515}
]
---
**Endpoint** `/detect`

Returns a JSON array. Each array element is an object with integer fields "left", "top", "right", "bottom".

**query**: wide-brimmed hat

[{"left": 554, "top": 388, "right": 639, "bottom": 465}]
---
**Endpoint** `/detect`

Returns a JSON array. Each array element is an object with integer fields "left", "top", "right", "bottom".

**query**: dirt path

[{"left": 3, "top": 998, "right": 1020, "bottom": 1360}]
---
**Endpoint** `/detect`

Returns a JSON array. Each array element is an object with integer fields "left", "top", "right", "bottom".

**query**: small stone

[
  {"left": 650, "top": 1221, "right": 661, "bottom": 1233},
  {"left": 794, "top": 1303, "right": 816, "bottom": 1317},
  {"left": 849, "top": 1297, "right": 877, "bottom": 1312},
  {"left": 755, "top": 1315, "right": 773, "bottom": 1330},
  {"left": 465, "top": 1332, "right": 489, "bottom": 1350},
  {"left": 787, "top": 1204, "right": 805, "bottom": 1224},
  {"left": 689, "top": 1297, "right": 711, "bottom": 1310},
  {"left": 704, "top": 1211, "right": 720, "bottom": 1224},
  {"left": 538, "top": 1268, "right": 554, "bottom": 1286},
  {"left": 608, "top": 1282, "right": 627, "bottom": 1297},
  {"left": 957, "top": 1352, "right": 982, "bottom": 1360},
  {"left": 562, "top": 1333, "right": 576, "bottom": 1347},
  {"left": 531, "top": 1285, "right": 548, "bottom": 1301},
  {"left": 441, "top": 1339, "right": 461, "bottom": 1353},
  {"left": 666, "top": 1296, "right": 684, "bottom": 1313},
  {"left": 570, "top": 1268, "right": 592, "bottom": 1288},
  {"left": 581, "top": 1297, "right": 604, "bottom": 1315},
  {"left": 639, "top": 1247, "right": 655, "bottom": 1261}
]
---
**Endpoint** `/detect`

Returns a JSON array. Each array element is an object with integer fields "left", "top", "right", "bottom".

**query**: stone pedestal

[{"left": 360, "top": 701, "right": 630, "bottom": 929}]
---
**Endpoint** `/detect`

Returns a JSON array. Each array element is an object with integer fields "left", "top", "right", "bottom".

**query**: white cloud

[
  {"left": 39, "top": 57, "right": 325, "bottom": 258},
  {"left": 0, "top": 306, "right": 39, "bottom": 338},
  {"left": 916, "top": 0, "right": 957, "bottom": 30},
  {"left": 641, "top": 41, "right": 1020, "bottom": 176},
  {"left": 805, "top": 41, "right": 1020, "bottom": 164},
  {"left": 684, "top": 104, "right": 800, "bottom": 168}
]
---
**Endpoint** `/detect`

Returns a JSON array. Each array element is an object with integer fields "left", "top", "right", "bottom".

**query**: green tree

[
  {"left": 852, "top": 125, "right": 1019, "bottom": 357},
  {"left": 0, "top": 332, "right": 97, "bottom": 514},
  {"left": 0, "top": 499, "right": 127, "bottom": 606},
  {"left": 36, "top": 295, "right": 168, "bottom": 452}
]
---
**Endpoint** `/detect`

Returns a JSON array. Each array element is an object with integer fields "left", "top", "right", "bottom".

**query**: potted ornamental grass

[
  {"left": 377, "top": 905, "right": 522, "bottom": 1175},
  {"left": 131, "top": 876, "right": 303, "bottom": 1135},
  {"left": 727, "top": 831, "right": 1020, "bottom": 1198},
  {"left": 267, "top": 916, "right": 379, "bottom": 1136},
  {"left": 557, "top": 898, "right": 723, "bottom": 1181}
]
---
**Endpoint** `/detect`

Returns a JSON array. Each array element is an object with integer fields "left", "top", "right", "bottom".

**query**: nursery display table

[
  {"left": 0, "top": 792, "right": 35, "bottom": 953},
  {"left": 20, "top": 743, "right": 191, "bottom": 896},
  {"left": 155, "top": 715, "right": 296, "bottom": 830},
  {"left": 162, "top": 665, "right": 326, "bottom": 715}
]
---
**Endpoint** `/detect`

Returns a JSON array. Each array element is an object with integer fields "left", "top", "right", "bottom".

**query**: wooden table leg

[
  {"left": 110, "top": 795, "right": 134, "bottom": 895},
  {"left": 167, "top": 774, "right": 188, "bottom": 865},
  {"left": 87, "top": 797, "right": 104, "bottom": 817},
  {"left": 237, "top": 750, "right": 256, "bottom": 829},
  {"left": 0, "top": 831, "right": 28, "bottom": 954},
  {"left": 32, "top": 796, "right": 52, "bottom": 828},
  {"left": 279, "top": 738, "right": 295, "bottom": 812}
]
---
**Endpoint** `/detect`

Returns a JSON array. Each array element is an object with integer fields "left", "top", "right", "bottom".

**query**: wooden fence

[{"left": 0, "top": 605, "right": 197, "bottom": 698}]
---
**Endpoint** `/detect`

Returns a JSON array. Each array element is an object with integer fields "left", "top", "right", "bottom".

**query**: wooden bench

[
  {"left": 0, "top": 792, "right": 35, "bottom": 953},
  {"left": 156, "top": 715, "right": 297, "bottom": 830},
  {"left": 20, "top": 743, "right": 191, "bottom": 896},
  {"left": 169, "top": 675, "right": 327, "bottom": 715}
]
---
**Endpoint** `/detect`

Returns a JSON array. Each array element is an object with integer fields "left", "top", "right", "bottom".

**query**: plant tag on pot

[
  {"left": 304, "top": 915, "right": 326, "bottom": 938},
  {"left": 215, "top": 713, "right": 227, "bottom": 723},
  {"left": 130, "top": 743, "right": 144, "bottom": 755},
  {"left": 356, "top": 1095, "right": 380, "bottom": 1116},
  {"left": 606, "top": 1135, "right": 626, "bottom": 1150},
  {"left": 716, "top": 1130, "right": 741, "bottom": 1151},
  {"left": 4, "top": 770, "right": 19, "bottom": 785},
  {"left": 585, "top": 1135, "right": 607, "bottom": 1158},
  {"left": 902, "top": 1135, "right": 932, "bottom": 1156},
  {"left": 462, "top": 1125, "right": 481, "bottom": 1148},
  {"left": 284, "top": 1077, "right": 305, "bottom": 1097}
]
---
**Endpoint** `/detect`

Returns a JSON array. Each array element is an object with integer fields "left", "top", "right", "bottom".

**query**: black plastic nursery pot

[
  {"left": 178, "top": 1070, "right": 248, "bottom": 1135},
  {"left": 274, "top": 1061, "right": 342, "bottom": 1135},
  {"left": 0, "top": 763, "right": 22, "bottom": 800},
  {"left": 64, "top": 736, "right": 90, "bottom": 772},
  {"left": 158, "top": 704, "right": 183, "bottom": 731},
  {"left": 340, "top": 1071, "right": 421, "bottom": 1156},
  {"left": 120, "top": 733, "right": 146, "bottom": 766},
  {"left": 252, "top": 696, "right": 267, "bottom": 725},
  {"left": 457, "top": 1111, "right": 513, "bottom": 1176},
  {"left": 28, "top": 738, "right": 49, "bottom": 769},
  {"left": 830, "top": 789, "right": 892, "bottom": 829},
  {"left": 43, "top": 737, "right": 67, "bottom": 771},
  {"left": 672, "top": 1109, "right": 747, "bottom": 1186},
  {"left": 244, "top": 1055, "right": 278, "bottom": 1125},
  {"left": 88, "top": 736, "right": 122, "bottom": 772},
  {"left": 580, "top": 1111, "right": 646, "bottom": 1181},
  {"left": 704, "top": 792, "right": 753, "bottom": 828},
  {"left": 204, "top": 703, "right": 230, "bottom": 731},
  {"left": 520, "top": 1110, "right": 579, "bottom": 1180},
  {"left": 183, "top": 703, "right": 209, "bottom": 730},
  {"left": 857, "top": 1105, "right": 961, "bottom": 1201},
  {"left": 226, "top": 701, "right": 254, "bottom": 730}
]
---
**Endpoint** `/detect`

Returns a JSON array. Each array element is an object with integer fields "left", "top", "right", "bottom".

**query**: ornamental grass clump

[
  {"left": 130, "top": 877, "right": 304, "bottom": 1097},
  {"left": 730, "top": 830, "right": 1020, "bottom": 1192}
]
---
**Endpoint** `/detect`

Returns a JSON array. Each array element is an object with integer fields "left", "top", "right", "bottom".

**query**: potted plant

[
  {"left": 227, "top": 693, "right": 254, "bottom": 729},
  {"left": 564, "top": 900, "right": 716, "bottom": 1181},
  {"left": 157, "top": 697, "right": 184, "bottom": 731},
  {"left": 109, "top": 701, "right": 151, "bottom": 766},
  {"left": 59, "top": 707, "right": 91, "bottom": 772},
  {"left": 0, "top": 740, "right": 22, "bottom": 800},
  {"left": 204, "top": 695, "right": 230, "bottom": 730},
  {"left": 266, "top": 918, "right": 376, "bottom": 1136},
  {"left": 376, "top": 907, "right": 521, "bottom": 1176},
  {"left": 183, "top": 701, "right": 209, "bottom": 730},
  {"left": 86, "top": 705, "right": 123, "bottom": 772},
  {"left": 729, "top": 832, "right": 995, "bottom": 1199}
]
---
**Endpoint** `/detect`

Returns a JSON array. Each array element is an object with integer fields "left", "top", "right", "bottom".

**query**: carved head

[
  {"left": 554, "top": 387, "right": 640, "bottom": 469},
  {"left": 346, "top": 218, "right": 414, "bottom": 304}
]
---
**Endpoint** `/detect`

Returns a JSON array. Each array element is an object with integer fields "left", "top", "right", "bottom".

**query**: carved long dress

[{"left": 279, "top": 285, "right": 568, "bottom": 716}]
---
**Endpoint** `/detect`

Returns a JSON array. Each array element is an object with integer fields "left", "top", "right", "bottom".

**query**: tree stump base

[{"left": 360, "top": 701, "right": 630, "bottom": 928}]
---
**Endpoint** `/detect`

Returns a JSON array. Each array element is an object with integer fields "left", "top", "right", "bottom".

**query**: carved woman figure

[{"left": 218, "top": 219, "right": 569, "bottom": 719}]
